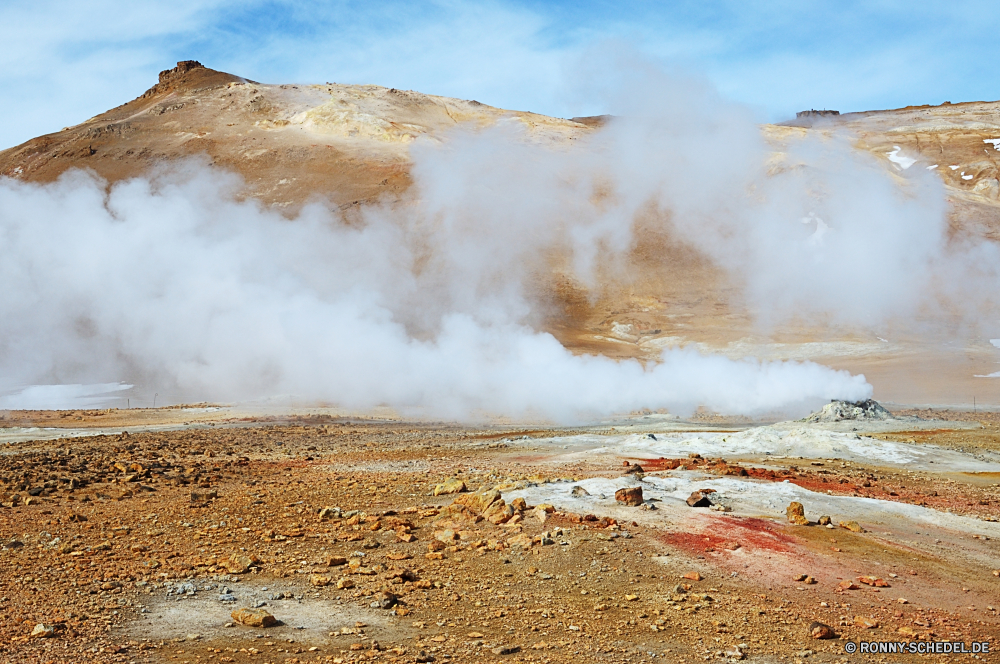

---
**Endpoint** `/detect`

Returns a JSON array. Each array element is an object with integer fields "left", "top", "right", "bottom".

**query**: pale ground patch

[
  {"left": 524, "top": 421, "right": 996, "bottom": 471},
  {"left": 129, "top": 578, "right": 414, "bottom": 650}
]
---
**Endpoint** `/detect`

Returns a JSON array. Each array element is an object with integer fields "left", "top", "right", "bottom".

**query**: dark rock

[
  {"left": 492, "top": 645, "right": 522, "bottom": 655},
  {"left": 686, "top": 491, "right": 712, "bottom": 507}
]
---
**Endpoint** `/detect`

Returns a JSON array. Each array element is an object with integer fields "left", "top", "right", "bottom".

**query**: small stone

[
  {"left": 854, "top": 615, "right": 879, "bottom": 629},
  {"left": 336, "top": 578, "right": 354, "bottom": 589},
  {"left": 817, "top": 515, "right": 832, "bottom": 526},
  {"left": 455, "top": 488, "right": 502, "bottom": 513},
  {"left": 433, "top": 478, "right": 466, "bottom": 496},
  {"left": 683, "top": 571, "right": 702, "bottom": 581},
  {"left": 623, "top": 463, "right": 645, "bottom": 475},
  {"left": 725, "top": 645, "right": 745, "bottom": 660},
  {"left": 809, "top": 621, "right": 835, "bottom": 639},
  {"left": 318, "top": 507, "right": 341, "bottom": 520},
  {"left": 507, "top": 533, "right": 534, "bottom": 549},
  {"left": 786, "top": 502, "right": 809, "bottom": 525},
  {"left": 615, "top": 486, "right": 643, "bottom": 506},
  {"left": 491, "top": 645, "right": 521, "bottom": 655},
  {"left": 897, "top": 598, "right": 909, "bottom": 604},
  {"left": 226, "top": 553, "right": 260, "bottom": 574},
  {"left": 434, "top": 529, "right": 459, "bottom": 543},
  {"left": 310, "top": 574, "right": 331, "bottom": 587},
  {"left": 625, "top": 594, "right": 638, "bottom": 601},
  {"left": 375, "top": 591, "right": 398, "bottom": 609},
  {"left": 510, "top": 497, "right": 527, "bottom": 511},
  {"left": 30, "top": 624, "right": 55, "bottom": 639},
  {"left": 686, "top": 491, "right": 712, "bottom": 508},
  {"left": 858, "top": 576, "right": 889, "bottom": 587},
  {"left": 231, "top": 608, "right": 277, "bottom": 628},
  {"left": 837, "top": 580, "right": 859, "bottom": 590},
  {"left": 570, "top": 485, "right": 590, "bottom": 497},
  {"left": 326, "top": 556, "right": 348, "bottom": 567},
  {"left": 839, "top": 520, "right": 865, "bottom": 533}
]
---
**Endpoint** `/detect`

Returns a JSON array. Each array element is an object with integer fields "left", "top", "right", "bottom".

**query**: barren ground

[{"left": 1, "top": 407, "right": 998, "bottom": 663}]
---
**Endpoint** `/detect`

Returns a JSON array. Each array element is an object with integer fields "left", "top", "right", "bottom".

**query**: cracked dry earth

[{"left": 0, "top": 414, "right": 998, "bottom": 663}]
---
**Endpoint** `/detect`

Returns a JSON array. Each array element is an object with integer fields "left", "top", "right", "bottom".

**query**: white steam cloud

[
  {"left": 0, "top": 159, "right": 870, "bottom": 419},
  {"left": 13, "top": 63, "right": 992, "bottom": 419}
]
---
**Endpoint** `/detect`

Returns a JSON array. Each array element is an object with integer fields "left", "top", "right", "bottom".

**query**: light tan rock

[
  {"left": 433, "top": 478, "right": 466, "bottom": 496},
  {"left": 786, "top": 502, "right": 809, "bottom": 525},
  {"left": 231, "top": 608, "right": 277, "bottom": 628},
  {"left": 30, "top": 624, "right": 55, "bottom": 638}
]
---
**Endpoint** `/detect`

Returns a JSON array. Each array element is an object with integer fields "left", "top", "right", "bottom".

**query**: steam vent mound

[{"left": 805, "top": 399, "right": 893, "bottom": 422}]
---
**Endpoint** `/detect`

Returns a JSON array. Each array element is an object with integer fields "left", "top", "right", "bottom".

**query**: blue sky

[{"left": 2, "top": 0, "right": 999, "bottom": 150}]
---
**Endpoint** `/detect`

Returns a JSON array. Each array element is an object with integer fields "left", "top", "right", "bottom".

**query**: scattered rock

[
  {"left": 839, "top": 520, "right": 865, "bottom": 533},
  {"left": 226, "top": 552, "right": 260, "bottom": 574},
  {"left": 858, "top": 576, "right": 889, "bottom": 587},
  {"left": 231, "top": 608, "right": 277, "bottom": 628},
  {"left": 454, "top": 488, "right": 501, "bottom": 513},
  {"left": 786, "top": 502, "right": 809, "bottom": 525},
  {"left": 310, "top": 574, "right": 331, "bottom": 587},
  {"left": 190, "top": 489, "right": 218, "bottom": 502},
  {"left": 615, "top": 486, "right": 643, "bottom": 506},
  {"left": 374, "top": 591, "right": 398, "bottom": 609},
  {"left": 683, "top": 571, "right": 702, "bottom": 581},
  {"left": 854, "top": 615, "right": 879, "bottom": 629},
  {"left": 570, "top": 485, "right": 590, "bottom": 497},
  {"left": 318, "top": 507, "right": 341, "bottom": 520},
  {"left": 510, "top": 497, "right": 527, "bottom": 511},
  {"left": 809, "top": 621, "right": 836, "bottom": 639},
  {"left": 686, "top": 491, "right": 712, "bottom": 508},
  {"left": 817, "top": 515, "right": 832, "bottom": 526},
  {"left": 491, "top": 645, "right": 521, "bottom": 655},
  {"left": 622, "top": 463, "right": 645, "bottom": 475},
  {"left": 507, "top": 533, "right": 534, "bottom": 549},
  {"left": 337, "top": 578, "right": 354, "bottom": 589},
  {"left": 30, "top": 624, "right": 56, "bottom": 639},
  {"left": 837, "top": 580, "right": 859, "bottom": 590},
  {"left": 433, "top": 478, "right": 466, "bottom": 496}
]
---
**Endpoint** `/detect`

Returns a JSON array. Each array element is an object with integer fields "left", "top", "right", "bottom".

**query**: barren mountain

[{"left": 2, "top": 61, "right": 999, "bottom": 408}]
